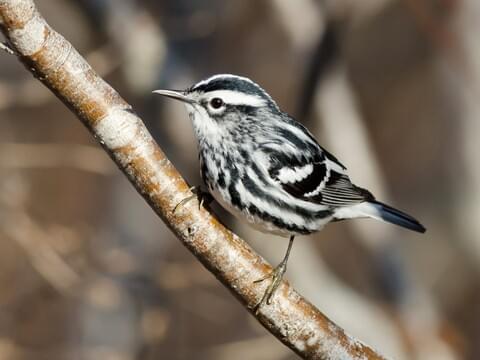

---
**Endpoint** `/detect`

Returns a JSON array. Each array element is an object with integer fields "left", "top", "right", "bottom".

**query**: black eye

[{"left": 210, "top": 97, "right": 224, "bottom": 109}]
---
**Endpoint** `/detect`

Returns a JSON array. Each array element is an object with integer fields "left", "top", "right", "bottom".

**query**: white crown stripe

[{"left": 206, "top": 90, "right": 267, "bottom": 107}]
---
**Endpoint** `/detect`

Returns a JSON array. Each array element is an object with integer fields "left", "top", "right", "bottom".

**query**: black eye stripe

[
  {"left": 200, "top": 98, "right": 257, "bottom": 118},
  {"left": 231, "top": 105, "right": 257, "bottom": 116}
]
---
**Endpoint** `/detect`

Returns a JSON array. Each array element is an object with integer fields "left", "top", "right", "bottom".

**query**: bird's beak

[{"left": 152, "top": 89, "right": 196, "bottom": 104}]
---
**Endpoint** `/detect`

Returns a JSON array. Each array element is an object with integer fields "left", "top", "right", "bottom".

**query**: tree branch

[{"left": 0, "top": 1, "right": 386, "bottom": 359}]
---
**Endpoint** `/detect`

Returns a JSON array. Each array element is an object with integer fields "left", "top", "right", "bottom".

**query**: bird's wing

[{"left": 258, "top": 143, "right": 373, "bottom": 207}]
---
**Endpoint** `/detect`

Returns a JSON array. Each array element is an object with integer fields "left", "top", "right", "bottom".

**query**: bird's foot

[
  {"left": 253, "top": 260, "right": 288, "bottom": 314},
  {"left": 172, "top": 186, "right": 213, "bottom": 213}
]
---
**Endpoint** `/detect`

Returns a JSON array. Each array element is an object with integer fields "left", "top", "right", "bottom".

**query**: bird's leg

[
  {"left": 172, "top": 186, "right": 213, "bottom": 213},
  {"left": 254, "top": 235, "right": 295, "bottom": 313}
]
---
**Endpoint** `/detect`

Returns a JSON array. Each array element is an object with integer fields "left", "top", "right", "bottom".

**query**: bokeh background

[{"left": 1, "top": 0, "right": 479, "bottom": 359}]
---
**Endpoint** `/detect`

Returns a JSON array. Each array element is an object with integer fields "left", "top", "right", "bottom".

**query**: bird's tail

[
  {"left": 365, "top": 200, "right": 426, "bottom": 233},
  {"left": 333, "top": 200, "right": 426, "bottom": 233}
]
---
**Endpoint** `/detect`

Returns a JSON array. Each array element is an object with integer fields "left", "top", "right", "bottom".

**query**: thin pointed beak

[{"left": 152, "top": 89, "right": 196, "bottom": 104}]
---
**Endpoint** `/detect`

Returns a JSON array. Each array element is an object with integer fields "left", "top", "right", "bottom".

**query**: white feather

[
  {"left": 277, "top": 164, "right": 313, "bottom": 183},
  {"left": 304, "top": 182, "right": 324, "bottom": 197},
  {"left": 205, "top": 90, "right": 266, "bottom": 107},
  {"left": 333, "top": 202, "right": 380, "bottom": 220}
]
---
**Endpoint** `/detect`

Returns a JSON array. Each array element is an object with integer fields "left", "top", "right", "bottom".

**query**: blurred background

[{"left": 0, "top": 0, "right": 479, "bottom": 359}]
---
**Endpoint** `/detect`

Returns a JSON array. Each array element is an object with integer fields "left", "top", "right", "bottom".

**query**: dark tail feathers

[{"left": 370, "top": 201, "right": 426, "bottom": 233}]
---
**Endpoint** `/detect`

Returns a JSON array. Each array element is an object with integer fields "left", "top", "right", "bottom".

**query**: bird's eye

[{"left": 210, "top": 97, "right": 224, "bottom": 109}]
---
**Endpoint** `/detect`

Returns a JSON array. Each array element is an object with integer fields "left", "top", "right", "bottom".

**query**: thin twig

[{"left": 0, "top": 1, "right": 386, "bottom": 359}]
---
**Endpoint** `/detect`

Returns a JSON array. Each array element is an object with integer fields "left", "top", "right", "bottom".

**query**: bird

[{"left": 153, "top": 74, "right": 426, "bottom": 311}]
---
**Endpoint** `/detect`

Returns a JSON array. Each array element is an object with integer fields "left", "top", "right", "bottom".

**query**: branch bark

[{"left": 0, "top": 1, "right": 386, "bottom": 359}]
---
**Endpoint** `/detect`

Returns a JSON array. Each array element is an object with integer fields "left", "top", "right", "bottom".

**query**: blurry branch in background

[
  {"left": 1, "top": 211, "right": 81, "bottom": 295},
  {"left": 0, "top": 167, "right": 85, "bottom": 300},
  {"left": 296, "top": 21, "right": 339, "bottom": 122},
  {"left": 403, "top": 0, "right": 458, "bottom": 55},
  {"left": 75, "top": 0, "right": 166, "bottom": 95},
  {"left": 288, "top": 2, "right": 457, "bottom": 357},
  {"left": 0, "top": 143, "right": 115, "bottom": 175},
  {"left": 0, "top": 1, "right": 385, "bottom": 359},
  {"left": 0, "top": 44, "right": 119, "bottom": 110},
  {"left": 314, "top": 64, "right": 456, "bottom": 359}
]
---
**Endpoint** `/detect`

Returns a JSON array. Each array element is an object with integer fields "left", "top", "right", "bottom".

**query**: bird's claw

[
  {"left": 172, "top": 186, "right": 212, "bottom": 213},
  {"left": 253, "top": 261, "right": 288, "bottom": 314},
  {"left": 0, "top": 42, "right": 15, "bottom": 55}
]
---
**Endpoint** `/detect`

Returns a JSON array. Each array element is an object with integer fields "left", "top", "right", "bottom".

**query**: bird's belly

[
  {"left": 208, "top": 186, "right": 326, "bottom": 237},
  {"left": 209, "top": 187, "right": 291, "bottom": 236}
]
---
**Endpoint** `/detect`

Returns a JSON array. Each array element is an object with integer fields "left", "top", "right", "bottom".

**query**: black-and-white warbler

[{"left": 154, "top": 74, "right": 426, "bottom": 310}]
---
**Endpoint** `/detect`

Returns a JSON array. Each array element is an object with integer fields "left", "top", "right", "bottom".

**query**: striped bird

[{"left": 154, "top": 74, "right": 425, "bottom": 310}]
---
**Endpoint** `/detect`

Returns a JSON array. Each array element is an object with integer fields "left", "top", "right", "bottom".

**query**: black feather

[
  {"left": 371, "top": 201, "right": 426, "bottom": 233},
  {"left": 280, "top": 162, "right": 327, "bottom": 199}
]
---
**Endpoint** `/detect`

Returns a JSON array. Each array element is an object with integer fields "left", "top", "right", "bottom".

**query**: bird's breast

[{"left": 199, "top": 148, "right": 238, "bottom": 192}]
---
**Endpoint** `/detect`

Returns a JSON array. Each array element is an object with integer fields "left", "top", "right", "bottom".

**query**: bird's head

[{"left": 153, "top": 74, "right": 280, "bottom": 144}]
